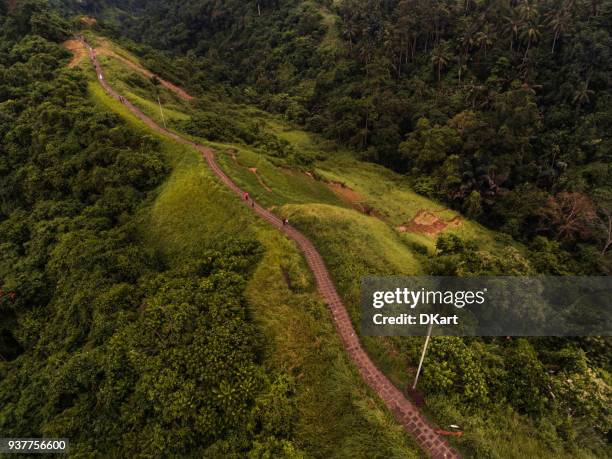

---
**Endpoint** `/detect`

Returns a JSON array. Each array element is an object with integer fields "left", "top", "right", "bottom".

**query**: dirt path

[
  {"left": 72, "top": 35, "right": 193, "bottom": 101},
  {"left": 82, "top": 37, "right": 460, "bottom": 459}
]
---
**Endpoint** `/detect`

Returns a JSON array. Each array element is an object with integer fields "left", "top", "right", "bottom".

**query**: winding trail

[{"left": 81, "top": 37, "right": 460, "bottom": 459}]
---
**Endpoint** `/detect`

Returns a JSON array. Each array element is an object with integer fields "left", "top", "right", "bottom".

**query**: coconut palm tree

[
  {"left": 431, "top": 41, "right": 452, "bottom": 82},
  {"left": 504, "top": 12, "right": 523, "bottom": 51},
  {"left": 518, "top": 0, "right": 539, "bottom": 22},
  {"left": 573, "top": 80, "right": 594, "bottom": 111},
  {"left": 342, "top": 19, "right": 359, "bottom": 53},
  {"left": 521, "top": 21, "right": 540, "bottom": 57},
  {"left": 456, "top": 18, "right": 476, "bottom": 83},
  {"left": 547, "top": 9, "right": 570, "bottom": 53},
  {"left": 475, "top": 24, "right": 494, "bottom": 58}
]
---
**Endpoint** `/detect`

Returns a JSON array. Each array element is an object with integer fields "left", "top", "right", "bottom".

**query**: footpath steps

[{"left": 82, "top": 38, "right": 460, "bottom": 459}]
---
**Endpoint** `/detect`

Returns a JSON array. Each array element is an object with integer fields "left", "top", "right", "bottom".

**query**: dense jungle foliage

[
  {"left": 1, "top": 1, "right": 610, "bottom": 457},
  {"left": 0, "top": 3, "right": 304, "bottom": 456},
  {"left": 61, "top": 0, "right": 612, "bottom": 275}
]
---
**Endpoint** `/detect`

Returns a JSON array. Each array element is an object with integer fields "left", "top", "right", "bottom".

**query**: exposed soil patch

[
  {"left": 94, "top": 38, "right": 193, "bottom": 101},
  {"left": 63, "top": 39, "right": 87, "bottom": 67},
  {"left": 397, "top": 210, "right": 462, "bottom": 236},
  {"left": 447, "top": 216, "right": 462, "bottom": 227},
  {"left": 249, "top": 167, "right": 273, "bottom": 192},
  {"left": 326, "top": 181, "right": 386, "bottom": 220},
  {"left": 80, "top": 16, "right": 97, "bottom": 26},
  {"left": 328, "top": 181, "right": 365, "bottom": 209}
]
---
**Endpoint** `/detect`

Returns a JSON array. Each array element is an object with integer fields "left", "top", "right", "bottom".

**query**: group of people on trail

[
  {"left": 243, "top": 192, "right": 288, "bottom": 226},
  {"left": 244, "top": 192, "right": 255, "bottom": 208}
]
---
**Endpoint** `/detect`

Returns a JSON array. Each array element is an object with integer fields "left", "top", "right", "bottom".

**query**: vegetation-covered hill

[
  {"left": 1, "top": 1, "right": 610, "bottom": 458},
  {"left": 62, "top": 21, "right": 609, "bottom": 456},
  {"left": 0, "top": 2, "right": 427, "bottom": 457},
  {"left": 60, "top": 0, "right": 612, "bottom": 276}
]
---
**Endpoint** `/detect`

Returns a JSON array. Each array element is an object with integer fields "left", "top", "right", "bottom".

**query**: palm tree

[
  {"left": 457, "top": 19, "right": 475, "bottom": 83},
  {"left": 475, "top": 26, "right": 494, "bottom": 57},
  {"left": 518, "top": 0, "right": 539, "bottom": 22},
  {"left": 342, "top": 19, "right": 359, "bottom": 53},
  {"left": 504, "top": 13, "right": 523, "bottom": 51},
  {"left": 573, "top": 80, "right": 594, "bottom": 111},
  {"left": 547, "top": 10, "right": 570, "bottom": 53},
  {"left": 520, "top": 22, "right": 540, "bottom": 57},
  {"left": 431, "top": 41, "right": 452, "bottom": 82}
]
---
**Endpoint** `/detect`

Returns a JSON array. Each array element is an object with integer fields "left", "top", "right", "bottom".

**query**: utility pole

[
  {"left": 413, "top": 323, "right": 433, "bottom": 389},
  {"left": 157, "top": 95, "right": 167, "bottom": 129}
]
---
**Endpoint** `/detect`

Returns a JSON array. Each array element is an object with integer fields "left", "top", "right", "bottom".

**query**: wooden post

[
  {"left": 413, "top": 323, "right": 433, "bottom": 389},
  {"left": 157, "top": 95, "right": 167, "bottom": 129}
]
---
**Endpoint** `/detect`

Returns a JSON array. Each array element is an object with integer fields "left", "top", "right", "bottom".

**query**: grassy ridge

[
  {"left": 83, "top": 35, "right": 593, "bottom": 458},
  {"left": 87, "top": 60, "right": 423, "bottom": 458}
]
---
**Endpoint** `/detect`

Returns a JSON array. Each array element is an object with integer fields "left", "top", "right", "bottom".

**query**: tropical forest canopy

[
  {"left": 0, "top": 2, "right": 303, "bottom": 456},
  {"left": 59, "top": 0, "right": 612, "bottom": 275}
]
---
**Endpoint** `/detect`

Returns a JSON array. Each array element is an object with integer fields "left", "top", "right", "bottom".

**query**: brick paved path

[{"left": 82, "top": 38, "right": 461, "bottom": 459}]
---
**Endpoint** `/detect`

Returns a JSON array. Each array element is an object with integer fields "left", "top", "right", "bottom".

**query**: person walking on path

[{"left": 244, "top": 192, "right": 249, "bottom": 201}]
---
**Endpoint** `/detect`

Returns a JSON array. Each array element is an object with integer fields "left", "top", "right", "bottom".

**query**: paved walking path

[{"left": 82, "top": 38, "right": 460, "bottom": 459}]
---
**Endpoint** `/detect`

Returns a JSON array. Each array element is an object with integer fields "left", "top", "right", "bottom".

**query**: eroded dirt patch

[
  {"left": 80, "top": 16, "right": 97, "bottom": 26},
  {"left": 249, "top": 168, "right": 273, "bottom": 192},
  {"left": 326, "top": 181, "right": 385, "bottom": 220},
  {"left": 328, "top": 181, "right": 365, "bottom": 209},
  {"left": 397, "top": 210, "right": 462, "bottom": 236},
  {"left": 63, "top": 39, "right": 87, "bottom": 67}
]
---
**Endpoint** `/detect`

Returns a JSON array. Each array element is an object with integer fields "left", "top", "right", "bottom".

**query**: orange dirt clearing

[
  {"left": 63, "top": 39, "right": 87, "bottom": 67},
  {"left": 397, "top": 210, "right": 462, "bottom": 236}
]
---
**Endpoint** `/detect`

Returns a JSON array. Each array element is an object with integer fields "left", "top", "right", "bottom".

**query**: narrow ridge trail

[{"left": 81, "top": 38, "right": 461, "bottom": 459}]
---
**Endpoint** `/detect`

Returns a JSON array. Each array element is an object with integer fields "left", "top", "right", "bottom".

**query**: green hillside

[
  {"left": 1, "top": 2, "right": 610, "bottom": 458},
  {"left": 89, "top": 79, "right": 423, "bottom": 458},
  {"left": 68, "top": 30, "right": 608, "bottom": 457}
]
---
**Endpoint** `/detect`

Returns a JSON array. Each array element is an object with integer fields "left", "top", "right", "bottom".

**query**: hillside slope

[{"left": 63, "top": 29, "right": 610, "bottom": 458}]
